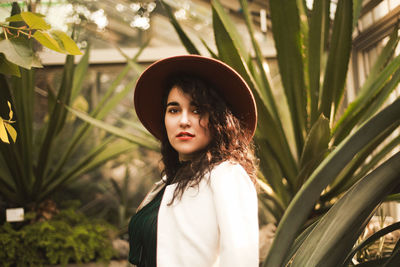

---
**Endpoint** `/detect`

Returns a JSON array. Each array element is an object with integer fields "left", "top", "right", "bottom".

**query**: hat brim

[{"left": 134, "top": 55, "right": 257, "bottom": 141}]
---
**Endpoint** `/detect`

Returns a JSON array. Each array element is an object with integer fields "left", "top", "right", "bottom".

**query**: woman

[{"left": 129, "top": 55, "right": 259, "bottom": 267}]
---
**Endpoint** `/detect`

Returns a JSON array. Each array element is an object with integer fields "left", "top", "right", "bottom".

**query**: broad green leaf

[
  {"left": 359, "top": 67, "right": 400, "bottom": 124},
  {"left": 42, "top": 139, "right": 137, "bottom": 198},
  {"left": 355, "top": 27, "right": 397, "bottom": 100},
  {"left": 296, "top": 0, "right": 309, "bottom": 94},
  {"left": 0, "top": 54, "right": 20, "bottom": 77},
  {"left": 269, "top": 0, "right": 306, "bottom": 156},
  {"left": 333, "top": 54, "right": 400, "bottom": 144},
  {"left": 0, "top": 180, "right": 17, "bottom": 204},
  {"left": 65, "top": 106, "right": 159, "bottom": 151},
  {"left": 259, "top": 197, "right": 283, "bottom": 225},
  {"left": 117, "top": 117, "right": 155, "bottom": 140},
  {"left": 386, "top": 193, "right": 400, "bottom": 202},
  {"left": 50, "top": 30, "right": 82, "bottom": 55},
  {"left": 256, "top": 138, "right": 292, "bottom": 207},
  {"left": 299, "top": 115, "right": 330, "bottom": 169},
  {"left": 41, "top": 137, "right": 114, "bottom": 194},
  {"left": 263, "top": 98, "right": 400, "bottom": 267},
  {"left": 212, "top": 5, "right": 245, "bottom": 75},
  {"left": 340, "top": 132, "right": 400, "bottom": 197},
  {"left": 0, "top": 152, "right": 16, "bottom": 189},
  {"left": 212, "top": 0, "right": 249, "bottom": 61},
  {"left": 210, "top": 2, "right": 298, "bottom": 192},
  {"left": 334, "top": 27, "right": 399, "bottom": 138},
  {"left": 308, "top": 0, "right": 329, "bottom": 124},
  {"left": 323, "top": 124, "right": 399, "bottom": 202},
  {"left": 284, "top": 220, "right": 319, "bottom": 265},
  {"left": 319, "top": 0, "right": 352, "bottom": 119},
  {"left": 353, "top": 0, "right": 364, "bottom": 30},
  {"left": 9, "top": 69, "right": 35, "bottom": 195},
  {"left": 211, "top": 4, "right": 245, "bottom": 76},
  {"left": 35, "top": 55, "right": 74, "bottom": 184},
  {"left": 0, "top": 117, "right": 9, "bottom": 143},
  {"left": 0, "top": 38, "right": 33, "bottom": 69},
  {"left": 47, "top": 59, "right": 141, "bottom": 183},
  {"left": 200, "top": 38, "right": 218, "bottom": 58},
  {"left": 33, "top": 31, "right": 64, "bottom": 53},
  {"left": 68, "top": 140, "right": 136, "bottom": 180},
  {"left": 258, "top": 178, "right": 286, "bottom": 215},
  {"left": 296, "top": 115, "right": 330, "bottom": 190},
  {"left": 71, "top": 46, "right": 90, "bottom": 102},
  {"left": 238, "top": 0, "right": 281, "bottom": 123},
  {"left": 161, "top": 1, "right": 200, "bottom": 55},
  {"left": 291, "top": 152, "right": 400, "bottom": 266}
]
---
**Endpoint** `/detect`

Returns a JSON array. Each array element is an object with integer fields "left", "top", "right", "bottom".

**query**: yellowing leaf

[
  {"left": 5, "top": 123, "right": 17, "bottom": 143},
  {"left": 5, "top": 13, "right": 23, "bottom": 22},
  {"left": 51, "top": 30, "right": 82, "bottom": 55},
  {"left": 0, "top": 117, "right": 10, "bottom": 143},
  {"left": 33, "top": 31, "right": 64, "bottom": 53},
  {"left": 21, "top": 12, "right": 51, "bottom": 30},
  {"left": 7, "top": 101, "right": 13, "bottom": 120}
]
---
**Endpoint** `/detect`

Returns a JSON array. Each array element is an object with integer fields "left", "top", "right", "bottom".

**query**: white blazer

[{"left": 136, "top": 161, "right": 259, "bottom": 267}]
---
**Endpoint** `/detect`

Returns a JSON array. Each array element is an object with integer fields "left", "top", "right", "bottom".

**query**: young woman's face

[{"left": 164, "top": 86, "right": 212, "bottom": 161}]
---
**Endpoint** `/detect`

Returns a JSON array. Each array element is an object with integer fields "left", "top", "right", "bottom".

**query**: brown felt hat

[{"left": 134, "top": 55, "right": 257, "bottom": 141}]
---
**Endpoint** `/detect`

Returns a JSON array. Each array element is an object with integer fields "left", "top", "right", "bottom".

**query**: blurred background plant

[
  {"left": 0, "top": 203, "right": 116, "bottom": 266},
  {"left": 0, "top": 0, "right": 158, "bottom": 230}
]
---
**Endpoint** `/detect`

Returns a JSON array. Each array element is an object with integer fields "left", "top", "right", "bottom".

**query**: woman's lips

[{"left": 177, "top": 132, "right": 194, "bottom": 140}]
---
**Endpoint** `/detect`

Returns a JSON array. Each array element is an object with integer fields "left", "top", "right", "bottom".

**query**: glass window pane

[
  {"left": 360, "top": 11, "right": 373, "bottom": 30},
  {"left": 373, "top": 0, "right": 389, "bottom": 21},
  {"left": 388, "top": 0, "right": 400, "bottom": 10}
]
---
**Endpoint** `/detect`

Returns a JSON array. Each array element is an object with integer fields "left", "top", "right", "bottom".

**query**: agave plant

[{"left": 157, "top": 0, "right": 400, "bottom": 265}]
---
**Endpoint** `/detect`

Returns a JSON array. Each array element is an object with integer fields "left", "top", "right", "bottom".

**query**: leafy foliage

[
  {"left": 0, "top": 2, "right": 82, "bottom": 144},
  {"left": 160, "top": 0, "right": 400, "bottom": 266},
  {"left": 0, "top": 5, "right": 157, "bottom": 211},
  {"left": 0, "top": 207, "right": 115, "bottom": 267},
  {"left": 0, "top": 9, "right": 81, "bottom": 77}
]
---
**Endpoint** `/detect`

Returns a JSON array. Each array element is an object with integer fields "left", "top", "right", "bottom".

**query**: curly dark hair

[{"left": 160, "top": 74, "right": 258, "bottom": 203}]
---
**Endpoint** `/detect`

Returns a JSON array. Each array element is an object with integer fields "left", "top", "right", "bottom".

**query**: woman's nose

[{"left": 179, "top": 111, "right": 191, "bottom": 127}]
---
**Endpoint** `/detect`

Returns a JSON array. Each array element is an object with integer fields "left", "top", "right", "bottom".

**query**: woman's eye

[
  {"left": 167, "top": 108, "right": 178, "bottom": 114},
  {"left": 193, "top": 108, "right": 201, "bottom": 114}
]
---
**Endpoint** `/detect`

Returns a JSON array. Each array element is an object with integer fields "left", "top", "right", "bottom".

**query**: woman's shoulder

[
  {"left": 211, "top": 160, "right": 246, "bottom": 173},
  {"left": 209, "top": 160, "right": 250, "bottom": 181},
  {"left": 208, "top": 160, "right": 256, "bottom": 195}
]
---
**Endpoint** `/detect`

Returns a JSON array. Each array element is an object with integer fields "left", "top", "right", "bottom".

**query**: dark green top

[{"left": 128, "top": 187, "right": 166, "bottom": 267}]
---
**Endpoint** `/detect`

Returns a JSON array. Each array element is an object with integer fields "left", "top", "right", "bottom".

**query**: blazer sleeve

[{"left": 210, "top": 162, "right": 259, "bottom": 267}]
